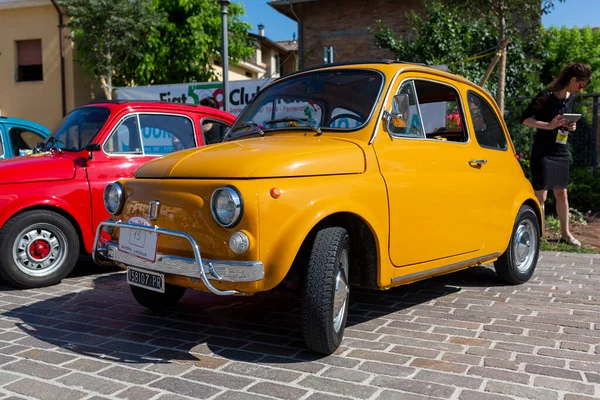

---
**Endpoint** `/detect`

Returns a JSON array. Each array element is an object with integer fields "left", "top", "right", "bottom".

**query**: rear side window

[
  {"left": 140, "top": 114, "right": 196, "bottom": 155},
  {"left": 468, "top": 91, "right": 508, "bottom": 151}
]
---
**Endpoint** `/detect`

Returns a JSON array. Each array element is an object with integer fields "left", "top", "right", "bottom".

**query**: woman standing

[{"left": 520, "top": 62, "right": 592, "bottom": 246}]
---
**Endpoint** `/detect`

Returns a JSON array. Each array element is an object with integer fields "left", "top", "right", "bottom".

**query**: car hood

[
  {"left": 0, "top": 153, "right": 76, "bottom": 184},
  {"left": 135, "top": 136, "right": 366, "bottom": 179}
]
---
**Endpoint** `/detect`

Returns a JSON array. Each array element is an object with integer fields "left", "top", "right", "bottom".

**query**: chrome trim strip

[
  {"left": 391, "top": 252, "right": 501, "bottom": 284},
  {"left": 92, "top": 220, "right": 257, "bottom": 295}
]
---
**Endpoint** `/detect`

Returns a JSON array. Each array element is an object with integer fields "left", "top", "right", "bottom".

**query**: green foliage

[
  {"left": 117, "top": 0, "right": 255, "bottom": 85},
  {"left": 370, "top": 0, "right": 542, "bottom": 99},
  {"left": 56, "top": 0, "right": 163, "bottom": 97},
  {"left": 540, "top": 26, "right": 600, "bottom": 94},
  {"left": 567, "top": 168, "right": 600, "bottom": 213}
]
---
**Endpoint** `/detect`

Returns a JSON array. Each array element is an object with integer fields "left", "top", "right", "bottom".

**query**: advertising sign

[{"left": 116, "top": 79, "right": 273, "bottom": 116}]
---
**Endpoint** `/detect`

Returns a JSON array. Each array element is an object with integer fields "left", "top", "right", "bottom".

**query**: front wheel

[
  {"left": 302, "top": 227, "right": 350, "bottom": 355},
  {"left": 494, "top": 205, "right": 540, "bottom": 284},
  {"left": 130, "top": 284, "right": 187, "bottom": 311},
  {"left": 0, "top": 210, "right": 80, "bottom": 288}
]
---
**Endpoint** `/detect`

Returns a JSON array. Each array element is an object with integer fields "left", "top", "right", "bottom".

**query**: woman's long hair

[{"left": 548, "top": 62, "right": 592, "bottom": 91}]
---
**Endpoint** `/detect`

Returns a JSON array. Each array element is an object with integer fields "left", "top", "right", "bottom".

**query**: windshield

[
  {"left": 228, "top": 69, "right": 384, "bottom": 139},
  {"left": 43, "top": 106, "right": 111, "bottom": 151}
]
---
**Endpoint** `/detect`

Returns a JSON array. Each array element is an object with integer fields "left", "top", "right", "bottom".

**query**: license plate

[
  {"left": 127, "top": 267, "right": 165, "bottom": 293},
  {"left": 118, "top": 217, "right": 158, "bottom": 262}
]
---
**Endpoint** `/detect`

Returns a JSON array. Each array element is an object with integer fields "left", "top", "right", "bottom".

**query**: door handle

[{"left": 468, "top": 159, "right": 487, "bottom": 167}]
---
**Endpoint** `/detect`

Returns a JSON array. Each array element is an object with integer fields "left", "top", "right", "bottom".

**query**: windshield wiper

[
  {"left": 223, "top": 121, "right": 265, "bottom": 141},
  {"left": 263, "top": 117, "right": 322, "bottom": 136}
]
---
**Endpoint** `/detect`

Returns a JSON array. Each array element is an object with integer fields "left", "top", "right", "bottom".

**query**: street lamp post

[{"left": 218, "top": 0, "right": 230, "bottom": 112}]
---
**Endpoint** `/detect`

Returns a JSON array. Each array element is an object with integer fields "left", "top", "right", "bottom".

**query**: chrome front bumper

[{"left": 92, "top": 220, "right": 264, "bottom": 296}]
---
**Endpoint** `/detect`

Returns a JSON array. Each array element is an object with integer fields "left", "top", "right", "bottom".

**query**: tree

[
  {"left": 443, "top": 0, "right": 565, "bottom": 113},
  {"left": 56, "top": 0, "right": 163, "bottom": 99},
  {"left": 117, "top": 0, "right": 255, "bottom": 86},
  {"left": 371, "top": 0, "right": 542, "bottom": 100},
  {"left": 540, "top": 26, "right": 600, "bottom": 94}
]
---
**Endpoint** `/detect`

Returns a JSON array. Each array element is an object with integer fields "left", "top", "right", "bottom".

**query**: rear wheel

[
  {"left": 301, "top": 227, "right": 350, "bottom": 355},
  {"left": 130, "top": 284, "right": 187, "bottom": 311},
  {"left": 494, "top": 205, "right": 540, "bottom": 284},
  {"left": 0, "top": 210, "right": 79, "bottom": 288}
]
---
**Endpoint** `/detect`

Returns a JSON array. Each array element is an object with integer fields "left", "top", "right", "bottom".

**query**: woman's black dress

[{"left": 519, "top": 90, "right": 576, "bottom": 190}]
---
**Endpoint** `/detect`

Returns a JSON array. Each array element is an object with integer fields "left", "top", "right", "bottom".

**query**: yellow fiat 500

[{"left": 94, "top": 61, "right": 542, "bottom": 355}]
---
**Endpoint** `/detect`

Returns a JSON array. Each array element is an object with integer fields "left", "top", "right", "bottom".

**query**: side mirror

[{"left": 85, "top": 143, "right": 101, "bottom": 152}]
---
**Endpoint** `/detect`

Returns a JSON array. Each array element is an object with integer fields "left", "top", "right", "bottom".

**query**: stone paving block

[
  {"left": 213, "top": 391, "right": 275, "bottom": 400},
  {"left": 320, "top": 366, "right": 370, "bottom": 383},
  {"left": 371, "top": 375, "right": 456, "bottom": 399},
  {"left": 116, "top": 386, "right": 161, "bottom": 400},
  {"left": 524, "top": 364, "right": 583, "bottom": 380},
  {"left": 375, "top": 390, "right": 433, "bottom": 400},
  {"left": 414, "top": 370, "right": 483, "bottom": 389},
  {"left": 345, "top": 349, "right": 411, "bottom": 365},
  {"left": 57, "top": 372, "right": 127, "bottom": 395},
  {"left": 259, "top": 356, "right": 325, "bottom": 374},
  {"left": 0, "top": 371, "right": 20, "bottom": 386},
  {"left": 298, "top": 375, "right": 377, "bottom": 399},
  {"left": 98, "top": 365, "right": 161, "bottom": 385},
  {"left": 221, "top": 362, "right": 301, "bottom": 383},
  {"left": 3, "top": 359, "right": 71, "bottom": 379},
  {"left": 150, "top": 376, "right": 221, "bottom": 399},
  {"left": 483, "top": 358, "right": 520, "bottom": 371},
  {"left": 5, "top": 378, "right": 86, "bottom": 400},
  {"left": 485, "top": 380, "right": 559, "bottom": 400},
  {"left": 15, "top": 348, "right": 77, "bottom": 364},
  {"left": 458, "top": 389, "right": 515, "bottom": 399},
  {"left": 410, "top": 358, "right": 468, "bottom": 374},
  {"left": 182, "top": 367, "right": 255, "bottom": 389},
  {"left": 389, "top": 345, "right": 440, "bottom": 359},
  {"left": 62, "top": 358, "right": 111, "bottom": 373},
  {"left": 145, "top": 362, "right": 193, "bottom": 376},
  {"left": 247, "top": 382, "right": 308, "bottom": 400},
  {"left": 533, "top": 376, "right": 596, "bottom": 395},
  {"left": 467, "top": 366, "right": 530, "bottom": 385}
]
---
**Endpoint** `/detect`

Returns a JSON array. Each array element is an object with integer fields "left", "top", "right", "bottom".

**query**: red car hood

[{"left": 0, "top": 153, "right": 76, "bottom": 184}]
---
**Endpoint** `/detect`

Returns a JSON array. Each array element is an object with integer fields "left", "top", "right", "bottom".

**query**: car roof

[
  {"left": 81, "top": 100, "right": 236, "bottom": 120},
  {"left": 0, "top": 116, "right": 51, "bottom": 134}
]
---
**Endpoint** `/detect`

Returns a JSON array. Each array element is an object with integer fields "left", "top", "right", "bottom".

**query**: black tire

[
  {"left": 130, "top": 284, "right": 186, "bottom": 311},
  {"left": 494, "top": 205, "right": 540, "bottom": 285},
  {"left": 0, "top": 210, "right": 80, "bottom": 288},
  {"left": 302, "top": 227, "right": 350, "bottom": 355}
]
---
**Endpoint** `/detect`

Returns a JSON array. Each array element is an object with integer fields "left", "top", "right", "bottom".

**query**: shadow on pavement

[{"left": 1, "top": 262, "right": 507, "bottom": 367}]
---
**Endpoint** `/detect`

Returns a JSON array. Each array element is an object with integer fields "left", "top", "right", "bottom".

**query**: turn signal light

[{"left": 270, "top": 187, "right": 281, "bottom": 199}]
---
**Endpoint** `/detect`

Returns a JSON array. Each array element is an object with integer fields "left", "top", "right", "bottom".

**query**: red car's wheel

[{"left": 0, "top": 210, "right": 80, "bottom": 288}]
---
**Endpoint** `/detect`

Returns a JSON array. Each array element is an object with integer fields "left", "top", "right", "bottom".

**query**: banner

[{"left": 116, "top": 78, "right": 273, "bottom": 116}]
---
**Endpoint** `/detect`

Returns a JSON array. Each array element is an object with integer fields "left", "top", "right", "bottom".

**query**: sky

[{"left": 238, "top": 0, "right": 598, "bottom": 43}]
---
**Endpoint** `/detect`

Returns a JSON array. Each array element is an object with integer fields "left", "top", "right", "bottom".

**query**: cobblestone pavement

[{"left": 0, "top": 252, "right": 599, "bottom": 400}]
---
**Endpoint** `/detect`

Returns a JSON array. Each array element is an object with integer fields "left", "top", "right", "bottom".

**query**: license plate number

[{"left": 127, "top": 267, "right": 165, "bottom": 293}]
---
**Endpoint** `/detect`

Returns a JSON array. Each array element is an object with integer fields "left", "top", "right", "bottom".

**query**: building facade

[
  {"left": 269, "top": 0, "right": 425, "bottom": 69},
  {"left": 0, "top": 1, "right": 297, "bottom": 130},
  {"left": 0, "top": 0, "right": 104, "bottom": 130}
]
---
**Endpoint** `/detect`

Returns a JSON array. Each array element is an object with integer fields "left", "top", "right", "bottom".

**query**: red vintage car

[{"left": 0, "top": 101, "right": 236, "bottom": 288}]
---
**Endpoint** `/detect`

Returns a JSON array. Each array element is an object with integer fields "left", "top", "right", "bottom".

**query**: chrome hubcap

[
  {"left": 512, "top": 219, "right": 537, "bottom": 273},
  {"left": 333, "top": 248, "right": 349, "bottom": 333},
  {"left": 13, "top": 224, "right": 68, "bottom": 277}
]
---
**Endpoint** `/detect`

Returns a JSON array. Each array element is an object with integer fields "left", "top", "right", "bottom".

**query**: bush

[{"left": 568, "top": 168, "right": 600, "bottom": 214}]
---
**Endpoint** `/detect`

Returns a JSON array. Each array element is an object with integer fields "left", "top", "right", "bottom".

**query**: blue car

[{"left": 0, "top": 116, "right": 50, "bottom": 159}]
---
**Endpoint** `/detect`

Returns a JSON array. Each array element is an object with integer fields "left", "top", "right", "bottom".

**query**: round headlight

[
  {"left": 104, "top": 182, "right": 124, "bottom": 215},
  {"left": 210, "top": 186, "right": 242, "bottom": 227}
]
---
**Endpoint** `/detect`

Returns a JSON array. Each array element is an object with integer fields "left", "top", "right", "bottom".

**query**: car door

[
  {"left": 373, "top": 74, "right": 489, "bottom": 267},
  {"left": 464, "top": 88, "right": 519, "bottom": 250},
  {"left": 87, "top": 112, "right": 199, "bottom": 233}
]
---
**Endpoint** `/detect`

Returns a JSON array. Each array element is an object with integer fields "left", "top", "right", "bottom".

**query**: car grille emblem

[{"left": 148, "top": 200, "right": 160, "bottom": 220}]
